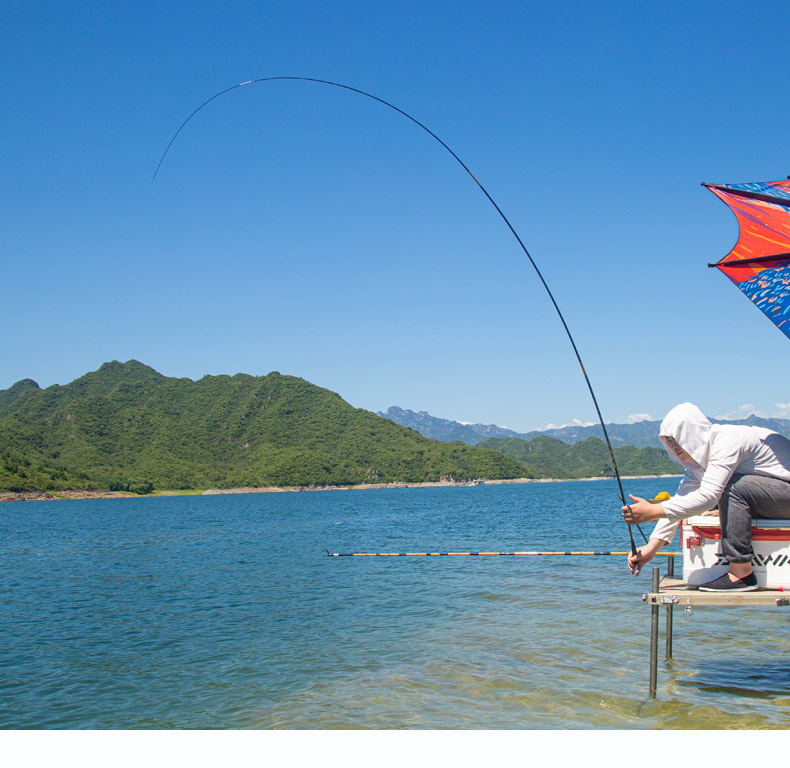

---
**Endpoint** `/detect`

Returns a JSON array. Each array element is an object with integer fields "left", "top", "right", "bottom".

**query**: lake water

[{"left": 2, "top": 479, "right": 789, "bottom": 729}]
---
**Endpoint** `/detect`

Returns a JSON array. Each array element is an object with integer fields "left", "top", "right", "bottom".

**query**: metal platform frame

[{"left": 642, "top": 560, "right": 790, "bottom": 698}]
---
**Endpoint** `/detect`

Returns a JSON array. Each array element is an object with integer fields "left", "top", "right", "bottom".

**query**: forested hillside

[
  {"left": 0, "top": 361, "right": 525, "bottom": 492},
  {"left": 478, "top": 435, "right": 679, "bottom": 479}
]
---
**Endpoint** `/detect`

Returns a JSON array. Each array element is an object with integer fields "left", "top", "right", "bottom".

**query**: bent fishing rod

[{"left": 153, "top": 76, "right": 647, "bottom": 552}]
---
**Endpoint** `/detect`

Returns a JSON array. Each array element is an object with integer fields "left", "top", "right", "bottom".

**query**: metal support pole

[
  {"left": 649, "top": 566, "right": 660, "bottom": 699},
  {"left": 665, "top": 557, "right": 674, "bottom": 660}
]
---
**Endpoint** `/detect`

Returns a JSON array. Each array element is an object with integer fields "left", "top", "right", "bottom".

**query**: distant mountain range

[{"left": 378, "top": 406, "right": 790, "bottom": 448}]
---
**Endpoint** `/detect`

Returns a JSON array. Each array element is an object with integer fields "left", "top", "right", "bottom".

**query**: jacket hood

[{"left": 659, "top": 402, "right": 711, "bottom": 469}]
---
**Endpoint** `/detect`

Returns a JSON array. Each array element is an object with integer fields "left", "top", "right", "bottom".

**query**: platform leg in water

[
  {"left": 665, "top": 556, "right": 674, "bottom": 660},
  {"left": 649, "top": 567, "right": 660, "bottom": 699}
]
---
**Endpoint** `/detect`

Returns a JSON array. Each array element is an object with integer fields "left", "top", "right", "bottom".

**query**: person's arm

[
  {"left": 621, "top": 494, "right": 665, "bottom": 524},
  {"left": 621, "top": 493, "right": 678, "bottom": 575},
  {"left": 622, "top": 454, "right": 728, "bottom": 525},
  {"left": 650, "top": 516, "right": 679, "bottom": 544},
  {"left": 662, "top": 435, "right": 742, "bottom": 520}
]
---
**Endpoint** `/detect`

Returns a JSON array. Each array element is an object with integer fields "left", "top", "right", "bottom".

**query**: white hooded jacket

[{"left": 651, "top": 403, "right": 790, "bottom": 543}]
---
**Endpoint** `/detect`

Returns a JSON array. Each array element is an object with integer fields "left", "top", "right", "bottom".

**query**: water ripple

[{"left": 1, "top": 481, "right": 789, "bottom": 729}]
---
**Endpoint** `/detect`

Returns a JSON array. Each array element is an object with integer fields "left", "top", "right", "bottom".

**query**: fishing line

[{"left": 152, "top": 76, "right": 647, "bottom": 550}]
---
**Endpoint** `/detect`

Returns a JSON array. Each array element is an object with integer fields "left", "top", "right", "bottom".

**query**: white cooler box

[{"left": 681, "top": 515, "right": 790, "bottom": 588}]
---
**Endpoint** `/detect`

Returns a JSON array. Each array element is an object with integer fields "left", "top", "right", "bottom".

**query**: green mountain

[
  {"left": 477, "top": 435, "right": 679, "bottom": 479},
  {"left": 0, "top": 361, "right": 526, "bottom": 492},
  {"left": 0, "top": 378, "right": 40, "bottom": 410}
]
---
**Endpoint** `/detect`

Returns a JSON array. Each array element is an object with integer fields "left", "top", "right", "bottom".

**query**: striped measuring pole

[{"left": 326, "top": 549, "right": 680, "bottom": 557}]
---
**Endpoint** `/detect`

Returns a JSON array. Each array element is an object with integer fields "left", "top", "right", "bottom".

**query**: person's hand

[
  {"left": 628, "top": 547, "right": 654, "bottom": 575},
  {"left": 626, "top": 537, "right": 663, "bottom": 575},
  {"left": 621, "top": 494, "right": 664, "bottom": 524}
]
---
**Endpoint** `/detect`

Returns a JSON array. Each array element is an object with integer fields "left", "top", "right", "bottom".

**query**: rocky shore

[
  {"left": 200, "top": 474, "right": 680, "bottom": 496},
  {"left": 0, "top": 489, "right": 133, "bottom": 503}
]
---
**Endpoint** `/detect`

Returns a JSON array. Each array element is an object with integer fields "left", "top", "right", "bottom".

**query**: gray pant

[{"left": 718, "top": 473, "right": 790, "bottom": 563}]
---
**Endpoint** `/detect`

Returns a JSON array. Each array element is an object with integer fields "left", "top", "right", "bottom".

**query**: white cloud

[
  {"left": 714, "top": 403, "right": 768, "bottom": 420},
  {"left": 626, "top": 413, "right": 652, "bottom": 424},
  {"left": 774, "top": 403, "right": 790, "bottom": 418},
  {"left": 542, "top": 418, "right": 595, "bottom": 430},
  {"left": 714, "top": 410, "right": 744, "bottom": 421}
]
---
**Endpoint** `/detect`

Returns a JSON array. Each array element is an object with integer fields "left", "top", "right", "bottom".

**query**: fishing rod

[
  {"left": 153, "top": 76, "right": 647, "bottom": 551},
  {"left": 326, "top": 549, "right": 678, "bottom": 558}
]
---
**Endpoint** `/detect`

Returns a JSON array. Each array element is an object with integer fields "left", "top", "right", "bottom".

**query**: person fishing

[{"left": 622, "top": 402, "right": 790, "bottom": 591}]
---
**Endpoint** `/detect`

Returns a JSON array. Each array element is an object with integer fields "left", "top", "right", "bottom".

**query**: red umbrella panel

[{"left": 704, "top": 179, "right": 790, "bottom": 339}]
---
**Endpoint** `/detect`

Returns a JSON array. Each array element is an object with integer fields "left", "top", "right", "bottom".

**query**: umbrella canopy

[{"left": 704, "top": 179, "right": 790, "bottom": 339}]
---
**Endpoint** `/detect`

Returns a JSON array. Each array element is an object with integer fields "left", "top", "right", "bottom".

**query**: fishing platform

[{"left": 642, "top": 558, "right": 789, "bottom": 698}]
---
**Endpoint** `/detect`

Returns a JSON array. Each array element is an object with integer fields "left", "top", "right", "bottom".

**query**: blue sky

[{"left": 3, "top": 0, "right": 790, "bottom": 432}]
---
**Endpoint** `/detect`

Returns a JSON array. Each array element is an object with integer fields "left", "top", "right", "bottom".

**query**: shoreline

[{"left": 0, "top": 474, "right": 683, "bottom": 503}]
